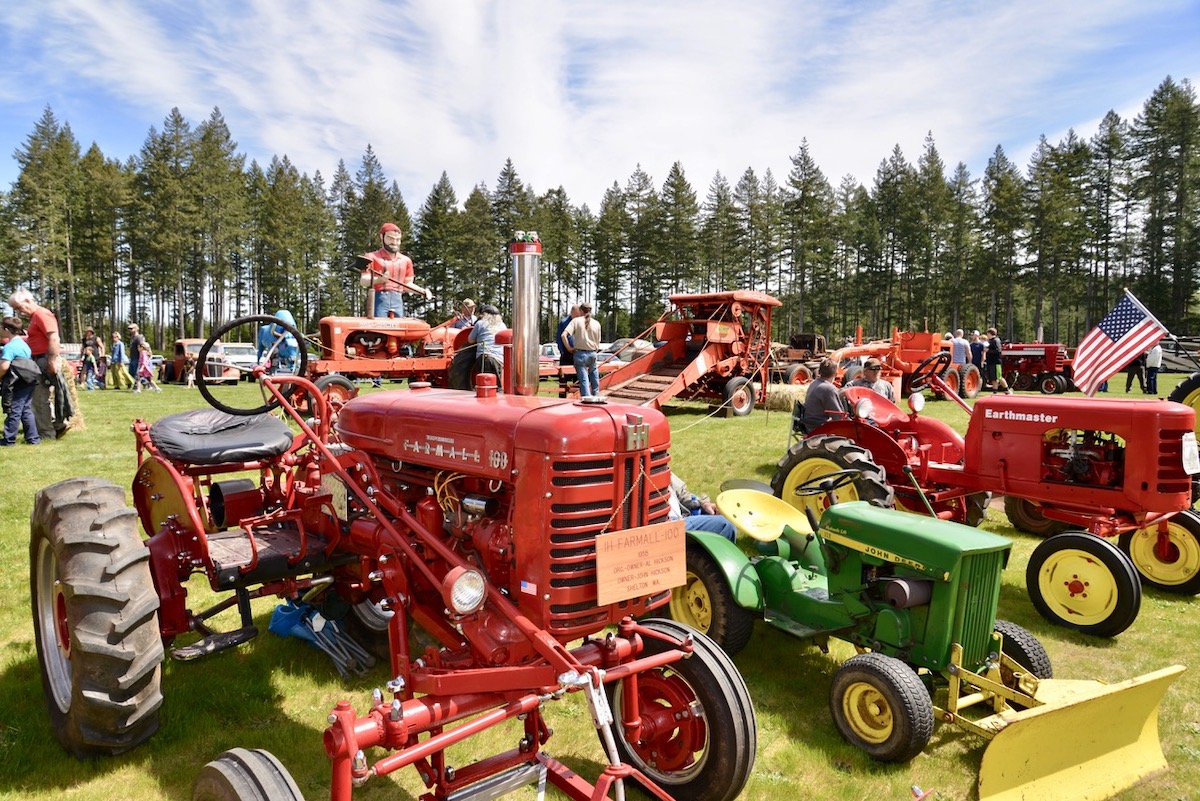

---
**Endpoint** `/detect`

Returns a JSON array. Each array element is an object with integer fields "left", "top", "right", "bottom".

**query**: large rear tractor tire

[
  {"left": 448, "top": 346, "right": 478, "bottom": 391},
  {"left": 193, "top": 748, "right": 305, "bottom": 801},
  {"left": 665, "top": 544, "right": 756, "bottom": 657},
  {"left": 723, "top": 376, "right": 754, "bottom": 416},
  {"left": 1168, "top": 372, "right": 1200, "bottom": 436},
  {"left": 772, "top": 435, "right": 894, "bottom": 521},
  {"left": 30, "top": 478, "right": 164, "bottom": 757},
  {"left": 605, "top": 619, "right": 756, "bottom": 801},
  {"left": 830, "top": 652, "right": 933, "bottom": 763},
  {"left": 1004, "top": 496, "right": 1068, "bottom": 537},
  {"left": 1026, "top": 532, "right": 1141, "bottom": 637},
  {"left": 958, "top": 364, "right": 982, "bottom": 398},
  {"left": 1119, "top": 511, "right": 1200, "bottom": 595}
]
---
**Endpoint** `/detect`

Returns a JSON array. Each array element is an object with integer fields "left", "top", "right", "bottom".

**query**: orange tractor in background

[{"left": 773, "top": 328, "right": 984, "bottom": 400}]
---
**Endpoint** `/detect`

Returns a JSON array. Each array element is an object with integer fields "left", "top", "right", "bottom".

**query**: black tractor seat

[{"left": 150, "top": 409, "right": 294, "bottom": 465}]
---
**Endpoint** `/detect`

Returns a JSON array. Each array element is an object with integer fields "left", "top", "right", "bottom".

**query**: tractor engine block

[{"left": 1041, "top": 429, "right": 1125, "bottom": 488}]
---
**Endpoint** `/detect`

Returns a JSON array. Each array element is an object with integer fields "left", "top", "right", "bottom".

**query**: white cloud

[{"left": 1, "top": 0, "right": 1197, "bottom": 207}]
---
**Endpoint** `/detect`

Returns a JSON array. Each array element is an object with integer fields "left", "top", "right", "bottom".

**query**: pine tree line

[{"left": 1, "top": 76, "right": 1197, "bottom": 350}]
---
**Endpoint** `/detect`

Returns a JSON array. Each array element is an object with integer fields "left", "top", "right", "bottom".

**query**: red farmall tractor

[
  {"left": 773, "top": 351, "right": 1200, "bottom": 638},
  {"left": 30, "top": 240, "right": 756, "bottom": 801}
]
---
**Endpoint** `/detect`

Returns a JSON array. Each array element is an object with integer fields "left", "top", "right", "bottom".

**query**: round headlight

[
  {"left": 908, "top": 392, "right": 926, "bottom": 414},
  {"left": 442, "top": 566, "right": 487, "bottom": 615},
  {"left": 854, "top": 397, "right": 875, "bottom": 421}
]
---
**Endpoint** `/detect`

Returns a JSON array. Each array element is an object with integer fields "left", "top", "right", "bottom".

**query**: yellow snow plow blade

[{"left": 977, "top": 664, "right": 1184, "bottom": 801}]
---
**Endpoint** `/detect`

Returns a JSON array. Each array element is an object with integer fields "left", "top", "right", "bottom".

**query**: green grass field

[{"left": 1, "top": 377, "right": 1198, "bottom": 801}]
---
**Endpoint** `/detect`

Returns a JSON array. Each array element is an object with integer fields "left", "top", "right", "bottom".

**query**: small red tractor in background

[
  {"left": 1000, "top": 341, "right": 1075, "bottom": 394},
  {"left": 773, "top": 351, "right": 1200, "bottom": 637},
  {"left": 30, "top": 240, "right": 757, "bottom": 801}
]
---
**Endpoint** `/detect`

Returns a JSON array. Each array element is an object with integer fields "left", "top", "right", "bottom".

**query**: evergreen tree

[
  {"left": 193, "top": 107, "right": 248, "bottom": 329},
  {"left": 1130, "top": 77, "right": 1200, "bottom": 329},
  {"left": 979, "top": 146, "right": 1026, "bottom": 336},
  {"left": 700, "top": 172, "right": 739, "bottom": 292},
  {"left": 456, "top": 184, "right": 500, "bottom": 309},
  {"left": 412, "top": 172, "right": 459, "bottom": 320},
  {"left": 594, "top": 182, "right": 629, "bottom": 338},
  {"left": 490, "top": 159, "right": 533, "bottom": 308},
  {"left": 1086, "top": 111, "right": 1133, "bottom": 328},
  {"left": 532, "top": 186, "right": 582, "bottom": 335},
  {"left": 74, "top": 144, "right": 129, "bottom": 332},
  {"left": 658, "top": 162, "right": 700, "bottom": 295},
  {"left": 9, "top": 106, "right": 82, "bottom": 334},
  {"left": 784, "top": 140, "right": 835, "bottom": 335},
  {"left": 624, "top": 164, "right": 662, "bottom": 328},
  {"left": 134, "top": 108, "right": 198, "bottom": 346}
]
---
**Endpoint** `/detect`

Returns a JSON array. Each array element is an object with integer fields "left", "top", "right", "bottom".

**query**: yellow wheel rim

[
  {"left": 781, "top": 457, "right": 860, "bottom": 519},
  {"left": 1127, "top": 522, "right": 1200, "bottom": 586},
  {"left": 1176, "top": 382, "right": 1200, "bottom": 436},
  {"left": 842, "top": 681, "right": 893, "bottom": 744},
  {"left": 1035, "top": 548, "right": 1120, "bottom": 625},
  {"left": 668, "top": 570, "right": 713, "bottom": 634}
]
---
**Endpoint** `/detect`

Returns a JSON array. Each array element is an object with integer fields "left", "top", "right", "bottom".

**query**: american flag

[{"left": 1073, "top": 290, "right": 1167, "bottom": 396}]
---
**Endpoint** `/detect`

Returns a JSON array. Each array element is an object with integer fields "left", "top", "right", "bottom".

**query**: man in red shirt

[
  {"left": 7, "top": 288, "right": 67, "bottom": 439},
  {"left": 359, "top": 223, "right": 432, "bottom": 318}
]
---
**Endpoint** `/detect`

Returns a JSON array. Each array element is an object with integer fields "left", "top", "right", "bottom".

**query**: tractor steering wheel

[
  {"left": 790, "top": 468, "right": 860, "bottom": 498},
  {"left": 198, "top": 314, "right": 310, "bottom": 416},
  {"left": 909, "top": 351, "right": 952, "bottom": 391}
]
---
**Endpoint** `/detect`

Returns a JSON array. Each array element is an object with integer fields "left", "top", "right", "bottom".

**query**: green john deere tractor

[{"left": 666, "top": 471, "right": 1183, "bottom": 801}]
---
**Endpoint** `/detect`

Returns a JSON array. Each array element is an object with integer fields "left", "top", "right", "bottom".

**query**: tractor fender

[
  {"left": 686, "top": 531, "right": 764, "bottom": 612},
  {"left": 807, "top": 419, "right": 912, "bottom": 479}
]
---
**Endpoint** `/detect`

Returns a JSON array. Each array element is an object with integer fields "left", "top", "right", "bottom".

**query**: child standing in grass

[
  {"left": 81, "top": 346, "right": 99, "bottom": 390},
  {"left": 134, "top": 342, "right": 162, "bottom": 393}
]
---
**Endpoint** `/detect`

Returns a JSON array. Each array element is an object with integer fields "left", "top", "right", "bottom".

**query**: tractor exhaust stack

[{"left": 510, "top": 232, "right": 541, "bottom": 397}]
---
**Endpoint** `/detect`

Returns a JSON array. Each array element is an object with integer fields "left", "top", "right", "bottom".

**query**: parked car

[
  {"left": 160, "top": 338, "right": 239, "bottom": 384},
  {"left": 221, "top": 342, "right": 258, "bottom": 380},
  {"left": 602, "top": 338, "right": 655, "bottom": 362}
]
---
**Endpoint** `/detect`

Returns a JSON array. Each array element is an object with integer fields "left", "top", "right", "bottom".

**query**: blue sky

[{"left": 1, "top": 1, "right": 1197, "bottom": 210}]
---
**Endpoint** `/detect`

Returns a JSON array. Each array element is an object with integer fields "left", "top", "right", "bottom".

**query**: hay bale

[
  {"left": 59, "top": 356, "right": 87, "bottom": 433},
  {"left": 764, "top": 383, "right": 808, "bottom": 412}
]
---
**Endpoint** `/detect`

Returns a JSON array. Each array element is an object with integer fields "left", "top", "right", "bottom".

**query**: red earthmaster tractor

[
  {"left": 30, "top": 237, "right": 756, "bottom": 801},
  {"left": 775, "top": 351, "right": 1200, "bottom": 638}
]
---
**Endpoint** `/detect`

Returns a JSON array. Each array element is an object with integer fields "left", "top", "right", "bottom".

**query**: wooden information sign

[{"left": 595, "top": 520, "right": 686, "bottom": 606}]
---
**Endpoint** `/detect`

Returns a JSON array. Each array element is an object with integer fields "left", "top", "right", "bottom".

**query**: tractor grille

[
  {"left": 1156, "top": 427, "right": 1194, "bottom": 494},
  {"left": 956, "top": 548, "right": 1007, "bottom": 669},
  {"left": 543, "top": 448, "right": 671, "bottom": 635}
]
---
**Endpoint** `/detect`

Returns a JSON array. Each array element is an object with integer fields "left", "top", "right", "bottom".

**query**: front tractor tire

[
  {"left": 30, "top": 478, "right": 165, "bottom": 757},
  {"left": 1119, "top": 511, "right": 1200, "bottom": 595},
  {"left": 772, "top": 435, "right": 894, "bottom": 521},
  {"left": 1026, "top": 532, "right": 1142, "bottom": 637},
  {"left": 1004, "top": 496, "right": 1068, "bottom": 538},
  {"left": 666, "top": 544, "right": 755, "bottom": 656},
  {"left": 830, "top": 652, "right": 934, "bottom": 763},
  {"left": 193, "top": 747, "right": 305, "bottom": 801},
  {"left": 606, "top": 619, "right": 756, "bottom": 801}
]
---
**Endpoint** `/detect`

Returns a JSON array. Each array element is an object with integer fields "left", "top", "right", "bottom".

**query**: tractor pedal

[{"left": 170, "top": 626, "right": 259, "bottom": 661}]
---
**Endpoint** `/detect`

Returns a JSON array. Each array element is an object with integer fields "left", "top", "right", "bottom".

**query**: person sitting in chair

[
  {"left": 667, "top": 473, "right": 736, "bottom": 541},
  {"left": 799, "top": 358, "right": 846, "bottom": 433}
]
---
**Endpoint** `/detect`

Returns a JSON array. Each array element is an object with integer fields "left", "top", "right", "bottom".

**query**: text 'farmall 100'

[{"left": 30, "top": 235, "right": 756, "bottom": 801}]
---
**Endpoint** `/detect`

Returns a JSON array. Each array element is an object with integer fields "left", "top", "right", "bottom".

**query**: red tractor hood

[{"left": 334, "top": 385, "right": 670, "bottom": 483}]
